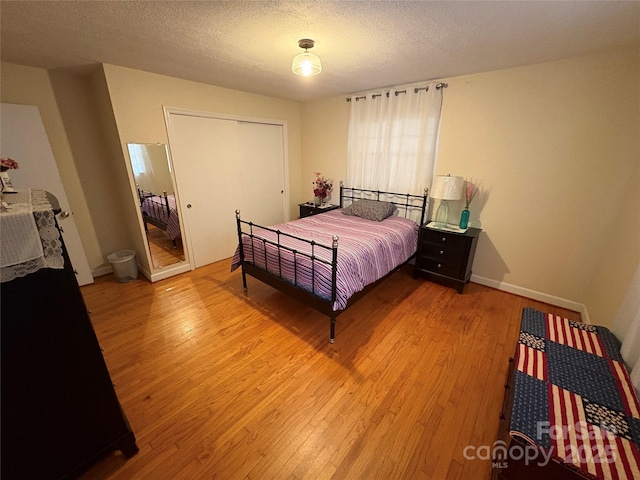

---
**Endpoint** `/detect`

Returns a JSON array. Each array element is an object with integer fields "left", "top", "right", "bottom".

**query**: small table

[
  {"left": 413, "top": 224, "right": 481, "bottom": 293},
  {"left": 299, "top": 203, "right": 340, "bottom": 218}
]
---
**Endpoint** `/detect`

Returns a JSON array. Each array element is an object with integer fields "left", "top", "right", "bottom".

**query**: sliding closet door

[
  {"left": 168, "top": 115, "right": 240, "bottom": 268},
  {"left": 167, "top": 112, "right": 286, "bottom": 269},
  {"left": 237, "top": 121, "right": 286, "bottom": 226}
]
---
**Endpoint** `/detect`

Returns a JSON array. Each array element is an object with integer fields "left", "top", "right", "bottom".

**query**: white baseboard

[
  {"left": 91, "top": 264, "right": 113, "bottom": 278},
  {"left": 149, "top": 263, "right": 192, "bottom": 282},
  {"left": 94, "top": 261, "right": 190, "bottom": 283},
  {"left": 138, "top": 264, "right": 152, "bottom": 282},
  {"left": 93, "top": 262, "right": 151, "bottom": 282},
  {"left": 471, "top": 274, "right": 591, "bottom": 324}
]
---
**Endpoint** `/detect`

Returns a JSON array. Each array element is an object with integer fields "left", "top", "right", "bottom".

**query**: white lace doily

[{"left": 0, "top": 189, "right": 64, "bottom": 282}]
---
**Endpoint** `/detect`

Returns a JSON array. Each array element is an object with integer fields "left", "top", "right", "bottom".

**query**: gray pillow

[{"left": 342, "top": 199, "right": 395, "bottom": 222}]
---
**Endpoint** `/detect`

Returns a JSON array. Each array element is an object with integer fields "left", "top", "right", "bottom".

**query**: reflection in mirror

[{"left": 127, "top": 143, "right": 185, "bottom": 270}]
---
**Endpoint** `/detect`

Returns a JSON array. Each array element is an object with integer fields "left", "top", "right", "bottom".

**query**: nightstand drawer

[
  {"left": 414, "top": 226, "right": 481, "bottom": 293},
  {"left": 419, "top": 242, "right": 463, "bottom": 264},
  {"left": 416, "top": 257, "right": 462, "bottom": 278},
  {"left": 420, "top": 228, "right": 469, "bottom": 249}
]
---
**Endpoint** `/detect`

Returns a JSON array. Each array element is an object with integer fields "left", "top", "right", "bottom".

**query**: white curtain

[
  {"left": 129, "top": 144, "right": 155, "bottom": 192},
  {"left": 346, "top": 83, "right": 444, "bottom": 195},
  {"left": 612, "top": 262, "right": 640, "bottom": 394}
]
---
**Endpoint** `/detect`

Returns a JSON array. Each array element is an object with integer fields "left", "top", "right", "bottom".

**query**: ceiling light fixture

[{"left": 292, "top": 39, "right": 322, "bottom": 76}]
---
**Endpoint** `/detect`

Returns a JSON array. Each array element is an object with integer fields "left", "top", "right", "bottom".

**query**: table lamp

[{"left": 431, "top": 175, "right": 464, "bottom": 228}]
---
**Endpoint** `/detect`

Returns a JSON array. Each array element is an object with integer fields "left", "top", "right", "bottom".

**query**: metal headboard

[{"left": 338, "top": 181, "right": 429, "bottom": 225}]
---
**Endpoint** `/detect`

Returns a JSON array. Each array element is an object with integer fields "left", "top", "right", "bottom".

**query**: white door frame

[
  {"left": 163, "top": 106, "right": 290, "bottom": 269},
  {"left": 0, "top": 103, "right": 94, "bottom": 285}
]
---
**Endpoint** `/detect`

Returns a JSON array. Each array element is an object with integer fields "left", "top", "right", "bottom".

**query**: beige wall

[
  {"left": 101, "top": 64, "right": 303, "bottom": 220},
  {"left": 1, "top": 62, "right": 304, "bottom": 276},
  {"left": 4, "top": 50, "right": 638, "bottom": 325},
  {"left": 301, "top": 96, "right": 350, "bottom": 203},
  {"left": 0, "top": 62, "right": 104, "bottom": 269},
  {"left": 438, "top": 48, "right": 639, "bottom": 324},
  {"left": 99, "top": 64, "right": 304, "bottom": 276},
  {"left": 86, "top": 65, "right": 148, "bottom": 272},
  {"left": 48, "top": 68, "right": 135, "bottom": 269},
  {"left": 301, "top": 48, "right": 640, "bottom": 326},
  {"left": 584, "top": 162, "right": 640, "bottom": 328}
]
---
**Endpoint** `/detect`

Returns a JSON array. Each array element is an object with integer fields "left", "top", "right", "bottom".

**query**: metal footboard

[{"left": 235, "top": 210, "right": 340, "bottom": 342}]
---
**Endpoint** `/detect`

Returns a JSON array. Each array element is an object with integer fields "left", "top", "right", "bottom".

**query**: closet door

[
  {"left": 167, "top": 112, "right": 286, "bottom": 269},
  {"left": 237, "top": 121, "right": 286, "bottom": 226},
  {"left": 168, "top": 115, "right": 241, "bottom": 268}
]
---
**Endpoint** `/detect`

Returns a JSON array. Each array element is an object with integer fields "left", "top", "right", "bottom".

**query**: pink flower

[
  {"left": 313, "top": 172, "right": 333, "bottom": 199},
  {"left": 0, "top": 157, "right": 19, "bottom": 170},
  {"left": 464, "top": 181, "right": 477, "bottom": 208}
]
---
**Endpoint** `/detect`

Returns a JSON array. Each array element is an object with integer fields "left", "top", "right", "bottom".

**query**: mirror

[{"left": 127, "top": 143, "right": 185, "bottom": 271}]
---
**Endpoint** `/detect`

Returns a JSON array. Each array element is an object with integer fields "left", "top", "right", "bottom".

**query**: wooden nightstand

[
  {"left": 299, "top": 203, "right": 339, "bottom": 218},
  {"left": 413, "top": 225, "right": 481, "bottom": 293}
]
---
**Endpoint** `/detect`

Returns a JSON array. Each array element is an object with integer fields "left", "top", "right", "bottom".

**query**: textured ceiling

[{"left": 2, "top": 1, "right": 639, "bottom": 102}]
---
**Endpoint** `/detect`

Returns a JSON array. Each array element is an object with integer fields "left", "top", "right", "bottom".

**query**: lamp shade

[
  {"left": 430, "top": 175, "right": 464, "bottom": 200},
  {"left": 292, "top": 51, "right": 322, "bottom": 76}
]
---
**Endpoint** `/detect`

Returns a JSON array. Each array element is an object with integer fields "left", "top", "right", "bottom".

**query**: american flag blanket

[
  {"left": 510, "top": 307, "right": 640, "bottom": 479},
  {"left": 231, "top": 209, "right": 418, "bottom": 311}
]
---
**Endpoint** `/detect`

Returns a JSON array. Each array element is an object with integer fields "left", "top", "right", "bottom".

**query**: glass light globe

[{"left": 292, "top": 52, "right": 322, "bottom": 76}]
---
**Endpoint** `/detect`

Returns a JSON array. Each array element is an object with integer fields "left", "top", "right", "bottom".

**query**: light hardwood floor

[
  {"left": 79, "top": 260, "right": 579, "bottom": 480},
  {"left": 146, "top": 224, "right": 185, "bottom": 270}
]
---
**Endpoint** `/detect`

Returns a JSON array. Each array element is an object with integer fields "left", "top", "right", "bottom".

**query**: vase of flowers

[
  {"left": 459, "top": 180, "right": 477, "bottom": 229},
  {"left": 1, "top": 157, "right": 19, "bottom": 172},
  {"left": 0, "top": 157, "right": 19, "bottom": 193},
  {"left": 313, "top": 171, "right": 333, "bottom": 206}
]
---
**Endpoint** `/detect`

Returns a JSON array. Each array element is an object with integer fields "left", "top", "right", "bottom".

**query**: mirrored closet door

[{"left": 127, "top": 143, "right": 186, "bottom": 272}]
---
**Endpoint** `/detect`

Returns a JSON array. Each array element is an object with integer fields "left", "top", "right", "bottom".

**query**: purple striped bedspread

[
  {"left": 141, "top": 195, "right": 181, "bottom": 241},
  {"left": 231, "top": 209, "right": 418, "bottom": 311}
]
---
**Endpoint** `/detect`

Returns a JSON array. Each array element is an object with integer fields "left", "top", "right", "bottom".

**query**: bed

[
  {"left": 231, "top": 183, "right": 428, "bottom": 342},
  {"left": 493, "top": 307, "right": 640, "bottom": 479},
  {"left": 137, "top": 187, "right": 182, "bottom": 244}
]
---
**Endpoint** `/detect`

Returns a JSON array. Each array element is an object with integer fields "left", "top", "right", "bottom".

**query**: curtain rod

[{"left": 346, "top": 82, "right": 448, "bottom": 102}]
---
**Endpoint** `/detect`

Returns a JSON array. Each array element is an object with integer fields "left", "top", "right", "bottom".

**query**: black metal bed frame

[
  {"left": 235, "top": 183, "right": 429, "bottom": 343},
  {"left": 137, "top": 186, "right": 176, "bottom": 246}
]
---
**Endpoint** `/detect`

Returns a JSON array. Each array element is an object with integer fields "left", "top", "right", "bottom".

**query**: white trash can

[{"left": 107, "top": 250, "right": 138, "bottom": 283}]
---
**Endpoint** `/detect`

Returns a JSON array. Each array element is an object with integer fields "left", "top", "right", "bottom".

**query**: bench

[{"left": 493, "top": 307, "right": 640, "bottom": 479}]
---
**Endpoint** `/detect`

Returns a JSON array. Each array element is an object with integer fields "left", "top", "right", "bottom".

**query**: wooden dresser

[{"left": 1, "top": 194, "right": 138, "bottom": 479}]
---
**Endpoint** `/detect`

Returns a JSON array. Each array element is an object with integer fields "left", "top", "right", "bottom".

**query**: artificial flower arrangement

[
  {"left": 0, "top": 157, "right": 19, "bottom": 194},
  {"left": 464, "top": 180, "right": 477, "bottom": 208},
  {"left": 459, "top": 180, "right": 479, "bottom": 229},
  {"left": 313, "top": 171, "right": 333, "bottom": 201},
  {"left": 0, "top": 157, "right": 19, "bottom": 171}
]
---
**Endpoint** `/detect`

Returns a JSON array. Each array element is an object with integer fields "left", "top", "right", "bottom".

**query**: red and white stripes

[
  {"left": 548, "top": 384, "right": 640, "bottom": 479},
  {"left": 517, "top": 343, "right": 547, "bottom": 382},
  {"left": 547, "top": 313, "right": 603, "bottom": 356}
]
